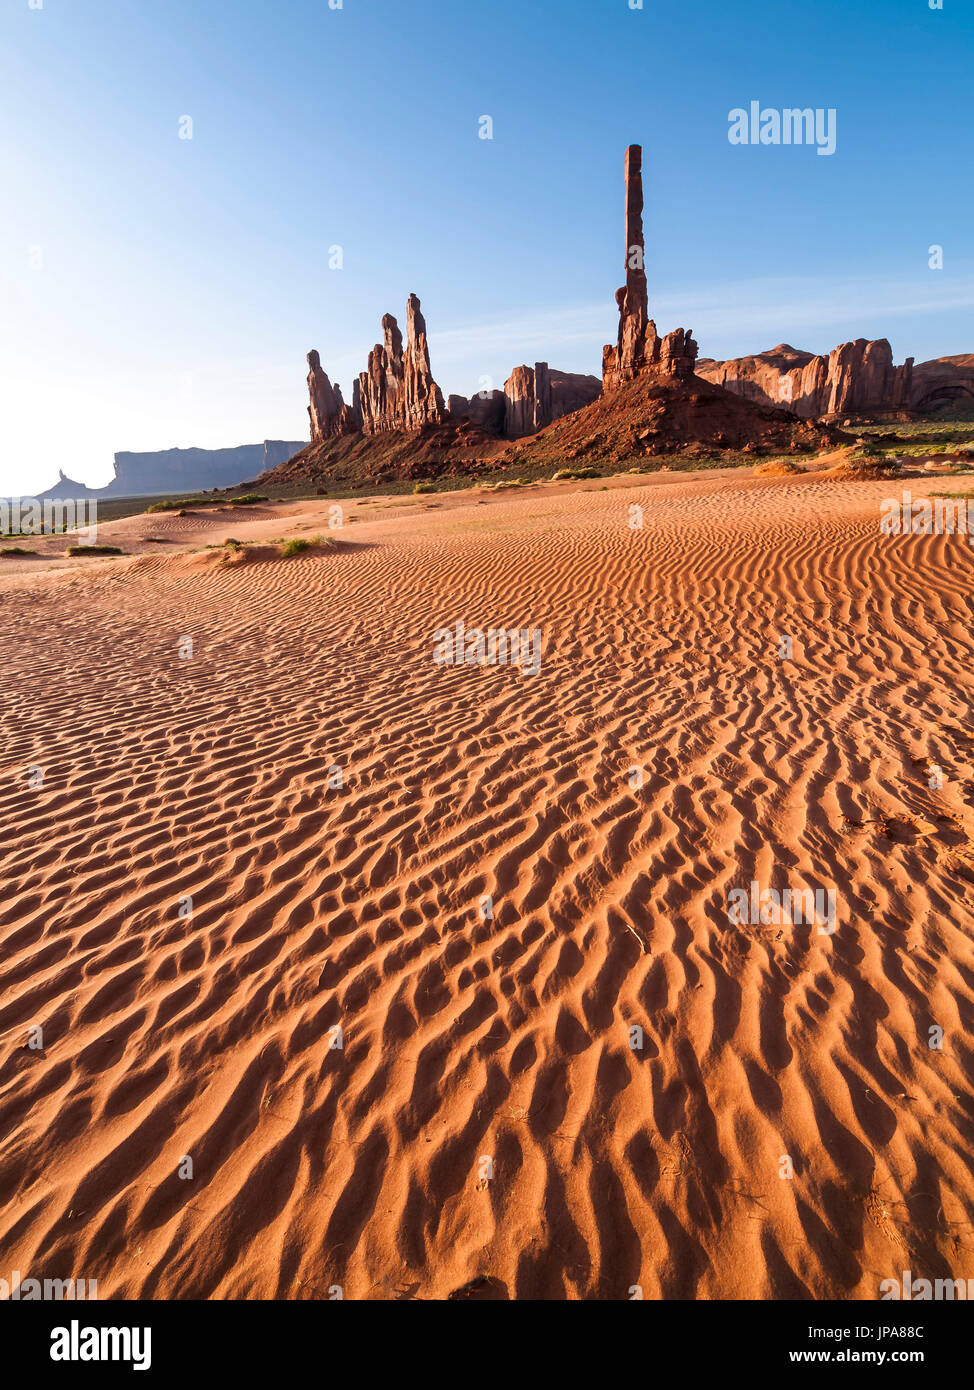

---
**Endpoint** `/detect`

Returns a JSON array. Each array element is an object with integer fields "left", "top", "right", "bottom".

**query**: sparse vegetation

[
  {"left": 552, "top": 466, "right": 603, "bottom": 480},
  {"left": 277, "top": 535, "right": 334, "bottom": 558},
  {"left": 754, "top": 458, "right": 803, "bottom": 476},
  {"left": 476, "top": 477, "right": 531, "bottom": 491},
  {"left": 66, "top": 545, "right": 123, "bottom": 556},
  {"left": 1, "top": 546, "right": 37, "bottom": 556},
  {"left": 146, "top": 493, "right": 268, "bottom": 514},
  {"left": 146, "top": 498, "right": 220, "bottom": 513},
  {"left": 413, "top": 482, "right": 437, "bottom": 494}
]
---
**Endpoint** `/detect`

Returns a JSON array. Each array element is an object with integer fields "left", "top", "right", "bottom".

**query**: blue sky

[{"left": 1, "top": 0, "right": 971, "bottom": 494}]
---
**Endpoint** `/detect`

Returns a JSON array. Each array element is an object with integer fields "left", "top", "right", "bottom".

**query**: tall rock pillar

[{"left": 602, "top": 144, "right": 697, "bottom": 392}]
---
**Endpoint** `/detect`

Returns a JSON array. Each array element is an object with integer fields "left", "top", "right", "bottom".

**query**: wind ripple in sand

[{"left": 1, "top": 475, "right": 973, "bottom": 1299}]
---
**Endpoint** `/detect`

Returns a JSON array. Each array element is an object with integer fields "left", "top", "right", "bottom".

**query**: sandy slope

[{"left": 1, "top": 470, "right": 973, "bottom": 1300}]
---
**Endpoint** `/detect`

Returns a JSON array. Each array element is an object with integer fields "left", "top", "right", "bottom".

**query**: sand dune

[{"left": 1, "top": 470, "right": 973, "bottom": 1299}]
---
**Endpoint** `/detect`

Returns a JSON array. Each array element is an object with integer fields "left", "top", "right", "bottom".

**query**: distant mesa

[{"left": 32, "top": 441, "right": 305, "bottom": 502}]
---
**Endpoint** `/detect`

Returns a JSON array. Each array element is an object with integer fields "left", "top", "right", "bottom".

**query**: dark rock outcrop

[
  {"left": 909, "top": 354, "right": 974, "bottom": 414},
  {"left": 503, "top": 362, "right": 552, "bottom": 438},
  {"left": 549, "top": 369, "right": 604, "bottom": 419},
  {"left": 447, "top": 390, "right": 507, "bottom": 435},
  {"left": 449, "top": 364, "right": 601, "bottom": 440}
]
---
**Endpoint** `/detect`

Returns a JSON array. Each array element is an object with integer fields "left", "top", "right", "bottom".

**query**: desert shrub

[
  {"left": 754, "top": 459, "right": 803, "bottom": 476},
  {"left": 477, "top": 478, "right": 530, "bottom": 491},
  {"left": 1, "top": 547, "right": 37, "bottom": 556},
  {"left": 66, "top": 545, "right": 123, "bottom": 556},
  {"left": 552, "top": 466, "right": 602, "bottom": 480},
  {"left": 279, "top": 538, "right": 310, "bottom": 557},
  {"left": 413, "top": 482, "right": 436, "bottom": 494},
  {"left": 146, "top": 497, "right": 218, "bottom": 513}
]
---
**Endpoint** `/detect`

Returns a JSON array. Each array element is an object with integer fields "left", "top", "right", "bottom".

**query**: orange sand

[{"left": 1, "top": 469, "right": 973, "bottom": 1299}]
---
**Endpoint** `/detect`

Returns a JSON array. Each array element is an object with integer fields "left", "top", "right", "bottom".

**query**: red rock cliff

[{"left": 696, "top": 340, "right": 915, "bottom": 419}]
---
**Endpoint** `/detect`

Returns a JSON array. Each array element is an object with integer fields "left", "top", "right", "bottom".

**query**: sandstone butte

[{"left": 697, "top": 344, "right": 974, "bottom": 420}]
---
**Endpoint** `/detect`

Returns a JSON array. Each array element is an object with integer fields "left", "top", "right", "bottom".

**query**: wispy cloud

[{"left": 429, "top": 271, "right": 974, "bottom": 390}]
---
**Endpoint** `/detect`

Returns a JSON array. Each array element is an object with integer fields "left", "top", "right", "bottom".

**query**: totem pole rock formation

[{"left": 602, "top": 145, "right": 698, "bottom": 392}]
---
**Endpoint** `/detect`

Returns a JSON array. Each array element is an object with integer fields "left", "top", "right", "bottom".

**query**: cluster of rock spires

[
  {"left": 286, "top": 139, "right": 971, "bottom": 490},
  {"left": 307, "top": 299, "right": 598, "bottom": 446},
  {"left": 306, "top": 294, "right": 446, "bottom": 441}
]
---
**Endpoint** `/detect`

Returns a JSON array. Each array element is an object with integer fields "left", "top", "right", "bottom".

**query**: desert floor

[{"left": 1, "top": 467, "right": 973, "bottom": 1299}]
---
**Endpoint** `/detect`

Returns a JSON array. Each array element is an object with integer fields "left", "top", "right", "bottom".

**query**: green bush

[
  {"left": 145, "top": 493, "right": 268, "bottom": 514},
  {"left": 146, "top": 497, "right": 217, "bottom": 513},
  {"left": 552, "top": 466, "right": 602, "bottom": 481}
]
